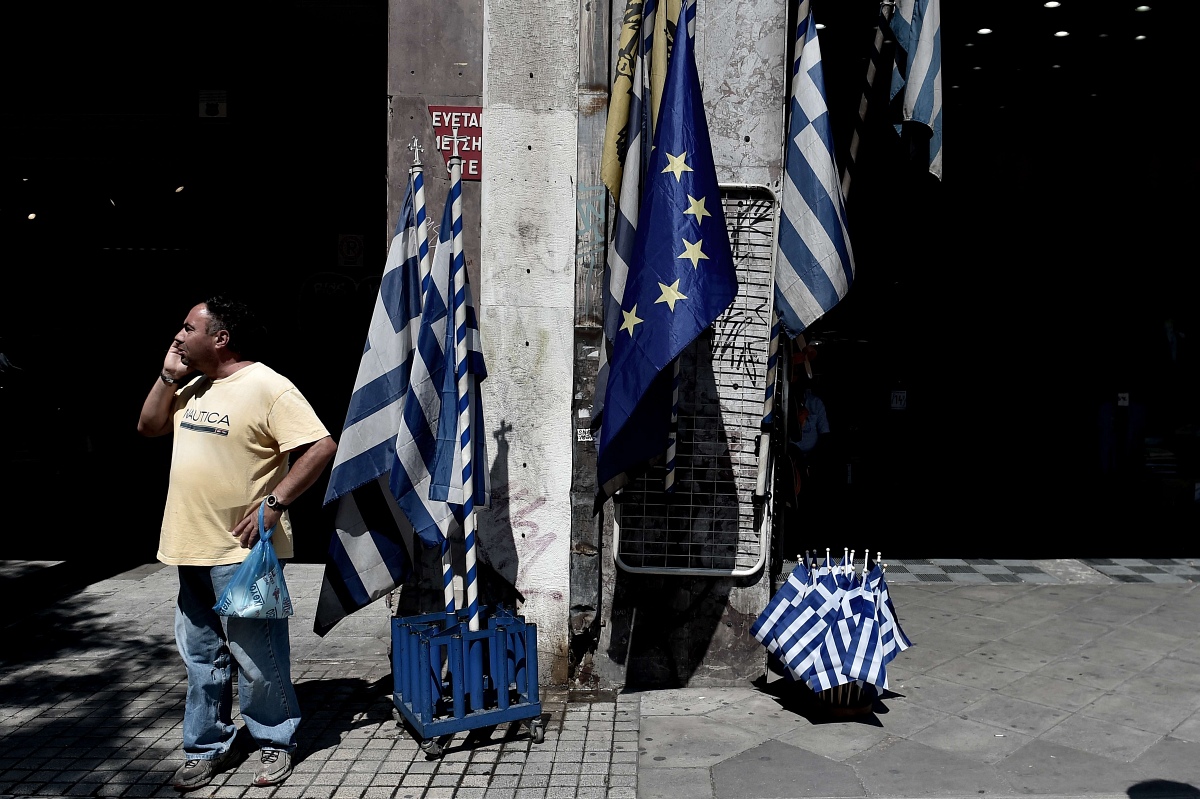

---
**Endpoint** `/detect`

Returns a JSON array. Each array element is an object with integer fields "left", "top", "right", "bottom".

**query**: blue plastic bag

[{"left": 213, "top": 502, "right": 294, "bottom": 619}]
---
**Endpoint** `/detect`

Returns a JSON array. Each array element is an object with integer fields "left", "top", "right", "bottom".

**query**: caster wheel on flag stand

[
  {"left": 419, "top": 738, "right": 443, "bottom": 758},
  {"left": 527, "top": 718, "right": 545, "bottom": 744}
]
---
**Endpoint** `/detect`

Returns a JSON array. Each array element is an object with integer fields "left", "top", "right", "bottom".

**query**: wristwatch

[
  {"left": 265, "top": 493, "right": 289, "bottom": 511},
  {"left": 160, "top": 370, "right": 179, "bottom": 385}
]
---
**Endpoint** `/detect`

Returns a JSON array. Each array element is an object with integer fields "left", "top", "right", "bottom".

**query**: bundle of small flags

[{"left": 751, "top": 548, "right": 912, "bottom": 704}]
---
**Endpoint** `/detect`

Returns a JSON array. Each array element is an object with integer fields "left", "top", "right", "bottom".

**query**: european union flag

[{"left": 595, "top": 0, "right": 738, "bottom": 505}]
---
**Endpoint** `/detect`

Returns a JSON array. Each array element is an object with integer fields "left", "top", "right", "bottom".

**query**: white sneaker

[{"left": 252, "top": 749, "right": 293, "bottom": 787}]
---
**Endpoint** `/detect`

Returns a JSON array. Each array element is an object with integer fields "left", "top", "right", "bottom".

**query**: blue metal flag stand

[
  {"left": 391, "top": 604, "right": 544, "bottom": 756},
  {"left": 390, "top": 134, "right": 543, "bottom": 758}
]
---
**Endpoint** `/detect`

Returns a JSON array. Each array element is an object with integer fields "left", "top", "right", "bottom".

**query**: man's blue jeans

[{"left": 174, "top": 564, "right": 301, "bottom": 759}]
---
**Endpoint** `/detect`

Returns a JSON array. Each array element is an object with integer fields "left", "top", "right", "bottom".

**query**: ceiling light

[
  {"left": 1054, "top": 30, "right": 1069, "bottom": 37},
  {"left": 1135, "top": 34, "right": 1146, "bottom": 39},
  {"left": 977, "top": 27, "right": 993, "bottom": 34},
  {"left": 175, "top": 186, "right": 185, "bottom": 193},
  {"left": 1136, "top": 5, "right": 1150, "bottom": 10},
  {"left": 1044, "top": 1, "right": 1060, "bottom": 6},
  {"left": 815, "top": 23, "right": 825, "bottom": 29},
  {"left": 27, "top": 213, "right": 36, "bottom": 220}
]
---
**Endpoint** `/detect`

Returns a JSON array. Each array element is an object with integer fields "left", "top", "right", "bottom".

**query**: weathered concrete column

[{"left": 481, "top": 0, "right": 581, "bottom": 684}]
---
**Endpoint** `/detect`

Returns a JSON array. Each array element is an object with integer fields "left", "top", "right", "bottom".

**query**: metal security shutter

[{"left": 614, "top": 184, "right": 777, "bottom": 577}]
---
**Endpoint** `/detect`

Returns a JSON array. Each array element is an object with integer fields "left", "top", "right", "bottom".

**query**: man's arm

[
  {"left": 231, "top": 435, "right": 338, "bottom": 548},
  {"left": 138, "top": 338, "right": 193, "bottom": 437}
]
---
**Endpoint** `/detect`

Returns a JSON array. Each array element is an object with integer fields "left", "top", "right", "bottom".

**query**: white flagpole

[
  {"left": 409, "top": 137, "right": 434, "bottom": 290},
  {"left": 448, "top": 129, "right": 481, "bottom": 632},
  {"left": 410, "top": 137, "right": 456, "bottom": 617}
]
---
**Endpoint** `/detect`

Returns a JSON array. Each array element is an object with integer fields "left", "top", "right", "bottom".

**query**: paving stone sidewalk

[
  {"left": 2, "top": 561, "right": 1200, "bottom": 798},
  {"left": 0, "top": 564, "right": 636, "bottom": 799}
]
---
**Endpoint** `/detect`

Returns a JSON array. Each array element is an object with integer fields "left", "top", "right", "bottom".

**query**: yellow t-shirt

[{"left": 157, "top": 362, "right": 331, "bottom": 566}]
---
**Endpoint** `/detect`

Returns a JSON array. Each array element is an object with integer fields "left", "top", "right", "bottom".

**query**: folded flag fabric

[
  {"left": 390, "top": 189, "right": 469, "bottom": 550},
  {"left": 313, "top": 476, "right": 417, "bottom": 636},
  {"left": 878, "top": 566, "right": 914, "bottom": 661},
  {"left": 314, "top": 174, "right": 428, "bottom": 636},
  {"left": 772, "top": 568, "right": 842, "bottom": 681},
  {"left": 773, "top": 0, "right": 855, "bottom": 338},
  {"left": 889, "top": 0, "right": 942, "bottom": 179},
  {"left": 805, "top": 563, "right": 860, "bottom": 692},
  {"left": 841, "top": 563, "right": 887, "bottom": 688},
  {"left": 752, "top": 554, "right": 914, "bottom": 695},
  {"left": 751, "top": 558, "right": 812, "bottom": 655}
]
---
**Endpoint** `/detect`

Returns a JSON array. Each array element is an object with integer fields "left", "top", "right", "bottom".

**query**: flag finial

[
  {"left": 408, "top": 136, "right": 424, "bottom": 165},
  {"left": 443, "top": 126, "right": 470, "bottom": 163}
]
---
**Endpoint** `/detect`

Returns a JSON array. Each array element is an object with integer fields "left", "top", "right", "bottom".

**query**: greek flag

[
  {"left": 391, "top": 187, "right": 489, "bottom": 551},
  {"left": 437, "top": 154, "right": 490, "bottom": 629},
  {"left": 773, "top": 0, "right": 855, "bottom": 338},
  {"left": 751, "top": 558, "right": 812, "bottom": 655},
  {"left": 806, "top": 564, "right": 860, "bottom": 692},
  {"left": 427, "top": 190, "right": 489, "bottom": 513},
  {"left": 878, "top": 567, "right": 914, "bottom": 661},
  {"left": 313, "top": 476, "right": 417, "bottom": 636},
  {"left": 595, "top": 0, "right": 737, "bottom": 506},
  {"left": 314, "top": 173, "right": 429, "bottom": 636},
  {"left": 841, "top": 563, "right": 888, "bottom": 688},
  {"left": 772, "top": 568, "right": 842, "bottom": 681},
  {"left": 889, "top": 0, "right": 942, "bottom": 179}
]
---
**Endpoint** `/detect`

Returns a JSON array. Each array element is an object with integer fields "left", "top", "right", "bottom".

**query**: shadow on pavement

[
  {"left": 292, "top": 673, "right": 410, "bottom": 769},
  {"left": 1127, "top": 780, "right": 1200, "bottom": 798},
  {"left": 752, "top": 672, "right": 899, "bottom": 728},
  {"left": 0, "top": 575, "right": 186, "bottom": 793}
]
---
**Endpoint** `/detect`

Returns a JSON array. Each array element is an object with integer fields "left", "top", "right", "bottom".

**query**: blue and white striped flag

[
  {"left": 842, "top": 563, "right": 888, "bottom": 688},
  {"left": 432, "top": 153, "right": 489, "bottom": 629},
  {"left": 772, "top": 568, "right": 842, "bottom": 681},
  {"left": 804, "top": 559, "right": 860, "bottom": 692},
  {"left": 314, "top": 171, "right": 430, "bottom": 636},
  {"left": 390, "top": 183, "right": 489, "bottom": 553},
  {"left": 878, "top": 567, "right": 913, "bottom": 661},
  {"left": 889, "top": 0, "right": 942, "bottom": 179},
  {"left": 773, "top": 0, "right": 855, "bottom": 338},
  {"left": 751, "top": 558, "right": 812, "bottom": 655},
  {"left": 428, "top": 185, "right": 489, "bottom": 514}
]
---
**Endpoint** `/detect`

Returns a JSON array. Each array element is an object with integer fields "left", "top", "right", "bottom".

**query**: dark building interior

[
  {"left": 2, "top": 1, "right": 384, "bottom": 569},
  {"left": 1, "top": 0, "right": 1196, "bottom": 577}
]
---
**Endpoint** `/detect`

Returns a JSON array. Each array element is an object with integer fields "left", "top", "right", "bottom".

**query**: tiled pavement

[
  {"left": 3, "top": 560, "right": 1200, "bottom": 798},
  {"left": 883, "top": 557, "right": 1200, "bottom": 584},
  {"left": 0, "top": 565, "right": 638, "bottom": 799}
]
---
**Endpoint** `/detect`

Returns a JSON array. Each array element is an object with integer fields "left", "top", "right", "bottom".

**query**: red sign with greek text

[{"left": 428, "top": 106, "right": 483, "bottom": 181}]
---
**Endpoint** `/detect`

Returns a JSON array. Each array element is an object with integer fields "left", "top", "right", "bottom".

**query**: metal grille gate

[{"left": 614, "top": 184, "right": 777, "bottom": 577}]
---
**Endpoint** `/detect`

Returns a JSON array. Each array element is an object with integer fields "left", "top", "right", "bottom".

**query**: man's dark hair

[{"left": 202, "top": 295, "right": 267, "bottom": 360}]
